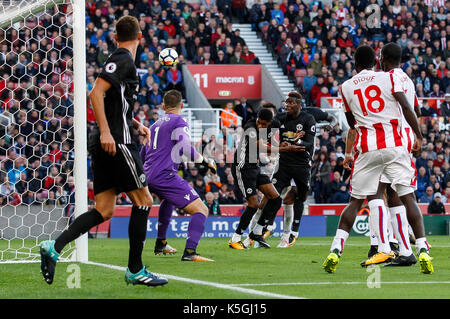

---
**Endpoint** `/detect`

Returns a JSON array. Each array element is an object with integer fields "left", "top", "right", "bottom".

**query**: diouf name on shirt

[{"left": 353, "top": 75, "right": 375, "bottom": 85}]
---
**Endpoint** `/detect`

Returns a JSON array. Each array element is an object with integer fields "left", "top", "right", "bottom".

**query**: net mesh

[{"left": 0, "top": 0, "right": 76, "bottom": 262}]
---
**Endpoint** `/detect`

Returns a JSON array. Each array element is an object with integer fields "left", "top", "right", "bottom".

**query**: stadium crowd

[{"left": 0, "top": 0, "right": 448, "bottom": 214}]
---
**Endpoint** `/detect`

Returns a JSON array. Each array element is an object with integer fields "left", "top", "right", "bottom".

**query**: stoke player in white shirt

[
  {"left": 322, "top": 45, "right": 433, "bottom": 274},
  {"left": 366, "top": 43, "right": 427, "bottom": 267}
]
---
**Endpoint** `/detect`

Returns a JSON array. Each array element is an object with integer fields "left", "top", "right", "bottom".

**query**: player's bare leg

[
  {"left": 40, "top": 188, "right": 115, "bottom": 284},
  {"left": 181, "top": 198, "right": 214, "bottom": 261},
  {"left": 154, "top": 199, "right": 177, "bottom": 255}
]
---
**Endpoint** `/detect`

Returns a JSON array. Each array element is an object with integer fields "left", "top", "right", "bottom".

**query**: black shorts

[
  {"left": 231, "top": 164, "right": 272, "bottom": 198},
  {"left": 272, "top": 163, "right": 311, "bottom": 201},
  {"left": 89, "top": 138, "right": 147, "bottom": 195}
]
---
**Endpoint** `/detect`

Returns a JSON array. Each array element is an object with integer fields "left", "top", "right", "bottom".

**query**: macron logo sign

[{"left": 216, "top": 76, "right": 244, "bottom": 84}]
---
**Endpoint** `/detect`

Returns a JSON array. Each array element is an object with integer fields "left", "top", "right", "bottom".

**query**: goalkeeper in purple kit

[{"left": 140, "top": 90, "right": 216, "bottom": 262}]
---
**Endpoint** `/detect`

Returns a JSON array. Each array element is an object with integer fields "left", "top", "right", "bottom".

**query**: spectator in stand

[
  {"left": 420, "top": 186, "right": 435, "bottom": 204},
  {"left": 204, "top": 191, "right": 221, "bottom": 215},
  {"left": 240, "top": 45, "right": 257, "bottom": 64},
  {"left": 233, "top": 96, "right": 254, "bottom": 125},
  {"left": 271, "top": 3, "right": 284, "bottom": 24},
  {"left": 428, "top": 192, "right": 446, "bottom": 214},
  {"left": 286, "top": 44, "right": 304, "bottom": 78},
  {"left": 332, "top": 183, "right": 350, "bottom": 204},
  {"left": 230, "top": 49, "right": 245, "bottom": 64},
  {"left": 302, "top": 67, "right": 317, "bottom": 105},
  {"left": 165, "top": 65, "right": 183, "bottom": 94},
  {"left": 420, "top": 100, "right": 438, "bottom": 117},
  {"left": 311, "top": 76, "right": 326, "bottom": 107},
  {"left": 221, "top": 102, "right": 238, "bottom": 128},
  {"left": 440, "top": 93, "right": 450, "bottom": 116}
]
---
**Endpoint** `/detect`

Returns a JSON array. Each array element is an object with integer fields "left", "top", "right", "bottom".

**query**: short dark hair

[
  {"left": 262, "top": 102, "right": 277, "bottom": 113},
  {"left": 286, "top": 90, "right": 302, "bottom": 104},
  {"left": 381, "top": 42, "right": 402, "bottom": 65},
  {"left": 354, "top": 45, "right": 376, "bottom": 69},
  {"left": 163, "top": 90, "right": 182, "bottom": 108},
  {"left": 115, "top": 16, "right": 141, "bottom": 42},
  {"left": 257, "top": 108, "right": 273, "bottom": 122}
]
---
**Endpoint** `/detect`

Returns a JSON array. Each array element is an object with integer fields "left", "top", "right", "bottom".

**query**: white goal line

[
  {"left": 231, "top": 281, "right": 450, "bottom": 287},
  {"left": 84, "top": 260, "right": 303, "bottom": 299}
]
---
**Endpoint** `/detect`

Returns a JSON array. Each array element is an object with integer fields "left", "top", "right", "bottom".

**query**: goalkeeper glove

[{"left": 202, "top": 158, "right": 217, "bottom": 174}]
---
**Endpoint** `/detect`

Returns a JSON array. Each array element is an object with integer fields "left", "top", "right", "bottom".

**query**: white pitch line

[
  {"left": 231, "top": 281, "right": 450, "bottom": 287},
  {"left": 290, "top": 242, "right": 450, "bottom": 248},
  {"left": 84, "top": 260, "right": 303, "bottom": 299}
]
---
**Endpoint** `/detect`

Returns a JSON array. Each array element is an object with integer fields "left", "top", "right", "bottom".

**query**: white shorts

[
  {"left": 380, "top": 153, "right": 417, "bottom": 191},
  {"left": 350, "top": 146, "right": 416, "bottom": 199}
]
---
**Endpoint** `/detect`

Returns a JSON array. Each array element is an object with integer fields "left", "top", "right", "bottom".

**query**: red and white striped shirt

[
  {"left": 340, "top": 69, "right": 404, "bottom": 153},
  {"left": 390, "top": 68, "right": 419, "bottom": 153}
]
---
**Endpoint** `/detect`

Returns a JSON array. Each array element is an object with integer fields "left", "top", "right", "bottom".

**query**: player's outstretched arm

[
  {"left": 394, "top": 92, "right": 423, "bottom": 152},
  {"left": 89, "top": 77, "right": 116, "bottom": 156},
  {"left": 343, "top": 128, "right": 356, "bottom": 169}
]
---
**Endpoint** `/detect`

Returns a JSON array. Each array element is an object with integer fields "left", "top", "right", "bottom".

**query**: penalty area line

[
  {"left": 84, "top": 260, "right": 303, "bottom": 299},
  {"left": 231, "top": 281, "right": 450, "bottom": 287}
]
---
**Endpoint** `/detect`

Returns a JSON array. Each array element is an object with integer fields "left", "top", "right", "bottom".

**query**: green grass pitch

[{"left": 1, "top": 236, "right": 449, "bottom": 299}]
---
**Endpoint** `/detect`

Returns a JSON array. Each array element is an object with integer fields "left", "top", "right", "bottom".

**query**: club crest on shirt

[
  {"left": 105, "top": 62, "right": 117, "bottom": 73},
  {"left": 139, "top": 174, "right": 146, "bottom": 183},
  {"left": 246, "top": 188, "right": 253, "bottom": 194},
  {"left": 296, "top": 124, "right": 303, "bottom": 131}
]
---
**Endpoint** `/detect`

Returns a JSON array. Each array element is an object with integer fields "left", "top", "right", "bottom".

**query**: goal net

[{"left": 0, "top": 0, "right": 87, "bottom": 263}]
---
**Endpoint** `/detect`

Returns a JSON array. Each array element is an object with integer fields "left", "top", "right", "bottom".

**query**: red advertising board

[{"left": 187, "top": 65, "right": 261, "bottom": 99}]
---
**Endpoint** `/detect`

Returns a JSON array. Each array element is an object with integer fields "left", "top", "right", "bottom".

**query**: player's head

[
  {"left": 380, "top": 42, "right": 402, "bottom": 71},
  {"left": 115, "top": 15, "right": 142, "bottom": 44},
  {"left": 354, "top": 45, "right": 376, "bottom": 72},
  {"left": 256, "top": 108, "right": 273, "bottom": 129},
  {"left": 163, "top": 90, "right": 183, "bottom": 112},
  {"left": 261, "top": 102, "right": 277, "bottom": 116},
  {"left": 284, "top": 91, "right": 302, "bottom": 116}
]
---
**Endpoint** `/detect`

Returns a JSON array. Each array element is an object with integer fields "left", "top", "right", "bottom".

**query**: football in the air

[{"left": 159, "top": 48, "right": 178, "bottom": 67}]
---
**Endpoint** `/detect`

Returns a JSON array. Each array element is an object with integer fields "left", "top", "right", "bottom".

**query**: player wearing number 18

[{"left": 323, "top": 45, "right": 432, "bottom": 274}]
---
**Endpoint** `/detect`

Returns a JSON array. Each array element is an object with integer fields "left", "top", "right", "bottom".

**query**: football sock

[
  {"left": 389, "top": 205, "right": 413, "bottom": 256},
  {"left": 257, "top": 196, "right": 282, "bottom": 230},
  {"left": 157, "top": 200, "right": 173, "bottom": 240},
  {"left": 249, "top": 208, "right": 262, "bottom": 232},
  {"left": 283, "top": 204, "right": 294, "bottom": 235},
  {"left": 387, "top": 208, "right": 398, "bottom": 244},
  {"left": 291, "top": 198, "right": 304, "bottom": 233},
  {"left": 368, "top": 211, "right": 378, "bottom": 246},
  {"left": 368, "top": 199, "right": 390, "bottom": 254},
  {"left": 128, "top": 206, "right": 151, "bottom": 273},
  {"left": 231, "top": 233, "right": 241, "bottom": 243},
  {"left": 54, "top": 208, "right": 104, "bottom": 253},
  {"left": 253, "top": 223, "right": 264, "bottom": 235},
  {"left": 330, "top": 229, "right": 349, "bottom": 256},
  {"left": 185, "top": 213, "right": 206, "bottom": 251},
  {"left": 415, "top": 237, "right": 431, "bottom": 254},
  {"left": 236, "top": 206, "right": 258, "bottom": 235}
]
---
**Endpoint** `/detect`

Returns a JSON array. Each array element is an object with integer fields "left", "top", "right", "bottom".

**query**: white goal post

[{"left": 0, "top": 0, "right": 87, "bottom": 263}]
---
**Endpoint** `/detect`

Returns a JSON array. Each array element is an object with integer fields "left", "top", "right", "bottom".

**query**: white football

[{"left": 159, "top": 48, "right": 178, "bottom": 67}]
